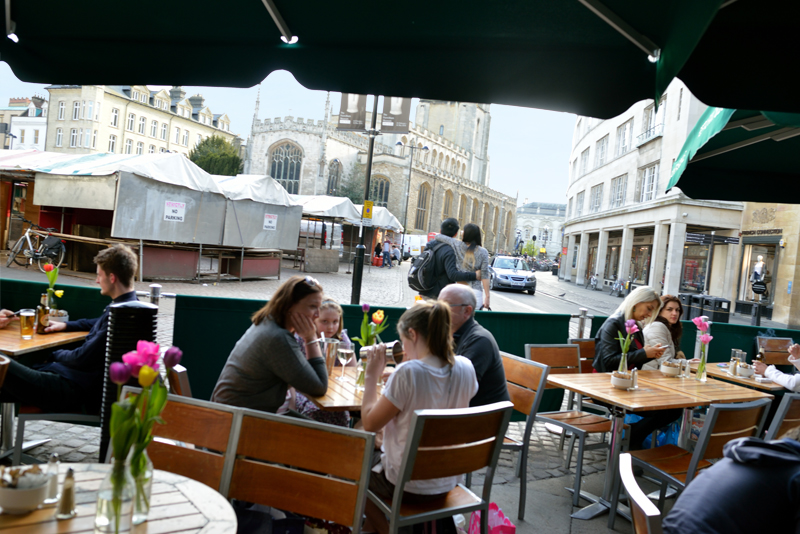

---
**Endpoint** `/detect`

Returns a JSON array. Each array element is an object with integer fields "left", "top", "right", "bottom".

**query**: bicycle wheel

[
  {"left": 6, "top": 236, "right": 28, "bottom": 267},
  {"left": 37, "top": 242, "right": 66, "bottom": 272}
]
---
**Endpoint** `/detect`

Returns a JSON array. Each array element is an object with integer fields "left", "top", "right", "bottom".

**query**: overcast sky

[{"left": 1, "top": 64, "right": 575, "bottom": 205}]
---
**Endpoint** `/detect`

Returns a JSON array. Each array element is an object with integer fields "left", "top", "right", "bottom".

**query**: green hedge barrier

[{"left": 0, "top": 278, "right": 108, "bottom": 322}]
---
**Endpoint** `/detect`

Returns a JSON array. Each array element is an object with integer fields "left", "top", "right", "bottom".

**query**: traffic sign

[
  {"left": 362, "top": 201, "right": 374, "bottom": 226},
  {"left": 752, "top": 281, "right": 767, "bottom": 294}
]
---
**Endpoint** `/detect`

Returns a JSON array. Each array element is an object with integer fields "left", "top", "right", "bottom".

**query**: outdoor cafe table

[
  {"left": 546, "top": 372, "right": 707, "bottom": 521},
  {"left": 309, "top": 367, "right": 366, "bottom": 411},
  {"left": 0, "top": 463, "right": 237, "bottom": 532},
  {"left": 0, "top": 323, "right": 90, "bottom": 456},
  {"left": 687, "top": 361, "right": 785, "bottom": 392}
]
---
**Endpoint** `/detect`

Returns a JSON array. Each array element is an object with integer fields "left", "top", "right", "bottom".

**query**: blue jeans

[{"left": 383, "top": 251, "right": 392, "bottom": 268}]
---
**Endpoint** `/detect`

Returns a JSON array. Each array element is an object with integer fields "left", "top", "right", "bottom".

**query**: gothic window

[
  {"left": 471, "top": 199, "right": 479, "bottom": 223},
  {"left": 371, "top": 176, "right": 390, "bottom": 208},
  {"left": 483, "top": 204, "right": 491, "bottom": 229},
  {"left": 459, "top": 195, "right": 468, "bottom": 226},
  {"left": 269, "top": 142, "right": 303, "bottom": 194},
  {"left": 442, "top": 190, "right": 453, "bottom": 219},
  {"left": 327, "top": 159, "right": 342, "bottom": 195},
  {"left": 415, "top": 183, "right": 431, "bottom": 230}
]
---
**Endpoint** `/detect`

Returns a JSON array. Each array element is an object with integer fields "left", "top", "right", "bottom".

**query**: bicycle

[{"left": 5, "top": 217, "right": 66, "bottom": 272}]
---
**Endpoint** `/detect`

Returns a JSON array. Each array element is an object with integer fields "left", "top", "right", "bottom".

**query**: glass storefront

[
  {"left": 680, "top": 245, "right": 709, "bottom": 293},
  {"left": 630, "top": 245, "right": 652, "bottom": 284},
  {"left": 738, "top": 243, "right": 778, "bottom": 303},
  {"left": 605, "top": 245, "right": 620, "bottom": 279}
]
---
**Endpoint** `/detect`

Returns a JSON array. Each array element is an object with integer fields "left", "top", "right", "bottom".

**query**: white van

[
  {"left": 298, "top": 219, "right": 343, "bottom": 256},
  {"left": 402, "top": 235, "right": 429, "bottom": 259}
]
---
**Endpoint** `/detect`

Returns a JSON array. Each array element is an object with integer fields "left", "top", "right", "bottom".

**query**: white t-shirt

[{"left": 380, "top": 356, "right": 478, "bottom": 494}]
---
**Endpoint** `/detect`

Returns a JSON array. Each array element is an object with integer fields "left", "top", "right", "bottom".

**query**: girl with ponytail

[{"left": 361, "top": 300, "right": 478, "bottom": 526}]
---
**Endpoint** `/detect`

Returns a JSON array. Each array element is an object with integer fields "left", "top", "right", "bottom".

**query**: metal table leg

[{"left": 0, "top": 403, "right": 50, "bottom": 462}]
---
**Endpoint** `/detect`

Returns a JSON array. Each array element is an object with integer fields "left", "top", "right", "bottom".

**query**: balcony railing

[{"left": 636, "top": 123, "right": 664, "bottom": 147}]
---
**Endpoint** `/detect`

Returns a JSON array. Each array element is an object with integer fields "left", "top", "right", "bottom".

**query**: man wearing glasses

[{"left": 439, "top": 284, "right": 509, "bottom": 407}]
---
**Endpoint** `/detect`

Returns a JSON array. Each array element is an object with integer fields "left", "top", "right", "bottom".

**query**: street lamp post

[{"left": 396, "top": 141, "right": 429, "bottom": 257}]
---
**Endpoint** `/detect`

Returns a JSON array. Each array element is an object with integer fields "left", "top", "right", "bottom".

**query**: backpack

[{"left": 407, "top": 241, "right": 443, "bottom": 293}]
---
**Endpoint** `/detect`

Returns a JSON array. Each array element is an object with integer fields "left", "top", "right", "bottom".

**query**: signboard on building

[
  {"left": 685, "top": 232, "right": 740, "bottom": 245},
  {"left": 164, "top": 201, "right": 185, "bottom": 222},
  {"left": 380, "top": 97, "right": 412, "bottom": 133},
  {"left": 752, "top": 281, "right": 767, "bottom": 294},
  {"left": 263, "top": 213, "right": 278, "bottom": 231},
  {"left": 337, "top": 94, "right": 367, "bottom": 131}
]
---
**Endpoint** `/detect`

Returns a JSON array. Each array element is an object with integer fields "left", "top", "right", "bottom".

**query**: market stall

[{"left": 289, "top": 194, "right": 361, "bottom": 273}]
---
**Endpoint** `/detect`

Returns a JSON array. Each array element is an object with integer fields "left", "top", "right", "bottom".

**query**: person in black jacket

[
  {"left": 0, "top": 245, "right": 139, "bottom": 413},
  {"left": 418, "top": 218, "right": 479, "bottom": 299},
  {"left": 594, "top": 286, "right": 678, "bottom": 449}
]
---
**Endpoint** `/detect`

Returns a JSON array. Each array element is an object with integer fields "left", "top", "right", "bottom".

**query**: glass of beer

[
  {"left": 322, "top": 338, "right": 340, "bottom": 376},
  {"left": 20, "top": 309, "right": 35, "bottom": 340}
]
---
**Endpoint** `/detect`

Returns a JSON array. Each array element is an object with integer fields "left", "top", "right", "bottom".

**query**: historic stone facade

[
  {"left": 244, "top": 96, "right": 517, "bottom": 252},
  {"left": 515, "top": 201, "right": 566, "bottom": 259}
]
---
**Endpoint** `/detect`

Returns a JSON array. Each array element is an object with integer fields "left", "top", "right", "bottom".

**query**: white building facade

[
  {"left": 44, "top": 85, "right": 237, "bottom": 157},
  {"left": 515, "top": 202, "right": 565, "bottom": 259},
  {"left": 560, "top": 80, "right": 744, "bottom": 302},
  {"left": 9, "top": 96, "right": 48, "bottom": 151}
]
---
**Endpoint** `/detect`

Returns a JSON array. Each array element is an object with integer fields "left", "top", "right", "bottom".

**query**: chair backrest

[
  {"left": 688, "top": 397, "right": 772, "bottom": 484},
  {"left": 525, "top": 344, "right": 580, "bottom": 389},
  {"left": 167, "top": 364, "right": 192, "bottom": 397},
  {"left": 119, "top": 386, "right": 240, "bottom": 495},
  {"left": 756, "top": 336, "right": 793, "bottom": 365},
  {"left": 569, "top": 338, "right": 596, "bottom": 374},
  {"left": 392, "top": 402, "right": 513, "bottom": 508},
  {"left": 765, "top": 393, "right": 800, "bottom": 440},
  {"left": 501, "top": 353, "right": 549, "bottom": 416},
  {"left": 619, "top": 453, "right": 663, "bottom": 534},
  {"left": 228, "top": 410, "right": 375, "bottom": 534}
]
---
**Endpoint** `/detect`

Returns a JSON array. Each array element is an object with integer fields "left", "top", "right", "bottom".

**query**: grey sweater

[
  {"left": 212, "top": 319, "right": 328, "bottom": 413},
  {"left": 435, "top": 234, "right": 490, "bottom": 292}
]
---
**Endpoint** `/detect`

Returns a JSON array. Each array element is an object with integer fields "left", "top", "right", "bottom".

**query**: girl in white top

[
  {"left": 642, "top": 295, "right": 686, "bottom": 370},
  {"left": 361, "top": 301, "right": 478, "bottom": 529}
]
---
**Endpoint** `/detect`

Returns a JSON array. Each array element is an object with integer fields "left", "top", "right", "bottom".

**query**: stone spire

[{"left": 252, "top": 84, "right": 261, "bottom": 129}]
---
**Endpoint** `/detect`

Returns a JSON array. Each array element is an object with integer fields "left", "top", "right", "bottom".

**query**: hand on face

[{"left": 290, "top": 311, "right": 318, "bottom": 343}]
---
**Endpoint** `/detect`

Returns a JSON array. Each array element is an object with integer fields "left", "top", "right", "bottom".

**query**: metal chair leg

[
  {"left": 465, "top": 471, "right": 472, "bottom": 488},
  {"left": 564, "top": 433, "right": 577, "bottom": 469},
  {"left": 657, "top": 481, "right": 669, "bottom": 511},
  {"left": 518, "top": 446, "right": 528, "bottom": 520},
  {"left": 572, "top": 434, "right": 585, "bottom": 507}
]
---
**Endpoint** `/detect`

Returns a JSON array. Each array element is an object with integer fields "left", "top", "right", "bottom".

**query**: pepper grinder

[
  {"left": 44, "top": 453, "right": 60, "bottom": 505},
  {"left": 56, "top": 468, "right": 76, "bottom": 520}
]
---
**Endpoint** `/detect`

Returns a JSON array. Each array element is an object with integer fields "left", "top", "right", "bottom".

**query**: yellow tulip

[
  {"left": 54, "top": 290, "right": 64, "bottom": 298},
  {"left": 138, "top": 365, "right": 158, "bottom": 388}
]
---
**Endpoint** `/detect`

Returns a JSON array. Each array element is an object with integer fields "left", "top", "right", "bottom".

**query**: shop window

[
  {"left": 680, "top": 245, "right": 709, "bottom": 293},
  {"left": 739, "top": 243, "right": 778, "bottom": 302}
]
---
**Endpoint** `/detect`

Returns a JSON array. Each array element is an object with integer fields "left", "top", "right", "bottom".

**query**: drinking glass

[
  {"left": 337, "top": 348, "right": 354, "bottom": 382},
  {"left": 322, "top": 338, "right": 340, "bottom": 376},
  {"left": 19, "top": 309, "right": 35, "bottom": 340}
]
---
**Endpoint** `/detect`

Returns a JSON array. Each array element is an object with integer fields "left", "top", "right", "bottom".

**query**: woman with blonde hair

[
  {"left": 361, "top": 301, "right": 478, "bottom": 529},
  {"left": 212, "top": 276, "right": 328, "bottom": 413},
  {"left": 436, "top": 223, "right": 491, "bottom": 309}
]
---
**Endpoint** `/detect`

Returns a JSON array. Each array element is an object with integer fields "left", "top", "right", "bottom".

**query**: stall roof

[
  {"left": 213, "top": 174, "right": 300, "bottom": 207},
  {"left": 0, "top": 150, "right": 225, "bottom": 195},
  {"left": 289, "top": 195, "right": 361, "bottom": 220},
  {"left": 351, "top": 205, "right": 404, "bottom": 232}
]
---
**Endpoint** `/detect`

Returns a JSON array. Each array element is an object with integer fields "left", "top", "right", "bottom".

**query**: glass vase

[
  {"left": 46, "top": 287, "right": 56, "bottom": 309},
  {"left": 696, "top": 348, "right": 708, "bottom": 382},
  {"left": 129, "top": 448, "right": 154, "bottom": 525},
  {"left": 95, "top": 459, "right": 135, "bottom": 533}
]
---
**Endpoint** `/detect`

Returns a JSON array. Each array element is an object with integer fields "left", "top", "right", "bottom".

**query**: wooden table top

[
  {"left": 546, "top": 373, "right": 708, "bottom": 412},
  {"left": 688, "top": 362, "right": 785, "bottom": 392},
  {"left": 0, "top": 322, "right": 88, "bottom": 357},
  {"left": 637, "top": 370, "right": 774, "bottom": 403},
  {"left": 309, "top": 367, "right": 369, "bottom": 411},
  {"left": 0, "top": 463, "right": 236, "bottom": 533}
]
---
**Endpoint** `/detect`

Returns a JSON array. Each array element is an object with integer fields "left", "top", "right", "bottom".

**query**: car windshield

[{"left": 495, "top": 258, "right": 531, "bottom": 271}]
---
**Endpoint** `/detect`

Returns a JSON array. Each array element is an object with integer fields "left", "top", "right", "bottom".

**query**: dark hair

[
  {"left": 655, "top": 294, "right": 683, "bottom": 347},
  {"left": 462, "top": 223, "right": 482, "bottom": 270},
  {"left": 94, "top": 244, "right": 138, "bottom": 287},
  {"left": 440, "top": 218, "right": 460, "bottom": 237},
  {"left": 252, "top": 276, "right": 323, "bottom": 328},
  {"left": 397, "top": 300, "right": 454, "bottom": 366}
]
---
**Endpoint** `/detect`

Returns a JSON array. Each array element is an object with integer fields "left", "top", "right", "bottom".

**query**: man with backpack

[{"left": 408, "top": 218, "right": 480, "bottom": 299}]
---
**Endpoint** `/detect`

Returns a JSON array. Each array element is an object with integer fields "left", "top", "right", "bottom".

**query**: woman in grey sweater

[
  {"left": 212, "top": 276, "right": 329, "bottom": 413},
  {"left": 435, "top": 223, "right": 491, "bottom": 309}
]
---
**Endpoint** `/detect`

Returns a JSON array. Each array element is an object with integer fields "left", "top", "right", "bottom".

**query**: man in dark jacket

[
  {"left": 418, "top": 218, "right": 479, "bottom": 299},
  {"left": 0, "top": 245, "right": 139, "bottom": 413},
  {"left": 662, "top": 428, "right": 800, "bottom": 534},
  {"left": 439, "top": 284, "right": 509, "bottom": 407}
]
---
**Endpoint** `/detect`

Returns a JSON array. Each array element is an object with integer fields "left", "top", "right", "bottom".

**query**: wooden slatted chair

[
  {"left": 618, "top": 453, "right": 663, "bottom": 534},
  {"left": 568, "top": 338, "right": 596, "bottom": 374},
  {"left": 167, "top": 364, "right": 192, "bottom": 397},
  {"left": 527, "top": 344, "right": 625, "bottom": 507},
  {"left": 500, "top": 354, "right": 549, "bottom": 520},
  {"left": 765, "top": 393, "right": 800, "bottom": 440},
  {"left": 115, "top": 386, "right": 241, "bottom": 495},
  {"left": 367, "top": 402, "right": 513, "bottom": 534},
  {"left": 229, "top": 409, "right": 375, "bottom": 534},
  {"left": 608, "top": 397, "right": 771, "bottom": 528},
  {"left": 756, "top": 337, "right": 793, "bottom": 365}
]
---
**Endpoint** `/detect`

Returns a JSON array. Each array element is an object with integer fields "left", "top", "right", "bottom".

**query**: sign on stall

[
  {"left": 263, "top": 213, "right": 278, "bottom": 231},
  {"left": 164, "top": 201, "right": 186, "bottom": 222}
]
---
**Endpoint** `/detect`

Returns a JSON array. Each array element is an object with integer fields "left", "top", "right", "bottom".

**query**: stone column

[
  {"left": 564, "top": 234, "right": 577, "bottom": 282},
  {"left": 663, "top": 222, "right": 687, "bottom": 296},
  {"left": 595, "top": 230, "right": 609, "bottom": 285},
  {"left": 722, "top": 241, "right": 740, "bottom": 303},
  {"left": 618, "top": 226, "right": 634, "bottom": 283},
  {"left": 576, "top": 232, "right": 590, "bottom": 286},
  {"left": 649, "top": 223, "right": 669, "bottom": 293}
]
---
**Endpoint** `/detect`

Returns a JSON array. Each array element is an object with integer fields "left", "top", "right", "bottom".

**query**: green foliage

[
  {"left": 333, "top": 162, "right": 366, "bottom": 204},
  {"left": 521, "top": 240, "right": 537, "bottom": 256},
  {"left": 189, "top": 135, "right": 242, "bottom": 176}
]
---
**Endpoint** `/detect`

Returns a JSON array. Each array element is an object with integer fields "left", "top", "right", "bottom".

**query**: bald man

[{"left": 439, "top": 284, "right": 509, "bottom": 407}]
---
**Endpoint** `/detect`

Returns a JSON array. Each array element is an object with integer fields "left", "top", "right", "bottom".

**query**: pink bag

[{"left": 468, "top": 503, "right": 515, "bottom": 534}]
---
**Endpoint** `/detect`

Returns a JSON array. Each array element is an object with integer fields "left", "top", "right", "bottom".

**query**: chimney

[
  {"left": 188, "top": 94, "right": 205, "bottom": 109},
  {"left": 169, "top": 86, "right": 186, "bottom": 101}
]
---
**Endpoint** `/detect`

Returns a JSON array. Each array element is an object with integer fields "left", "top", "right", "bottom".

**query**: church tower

[{"left": 414, "top": 100, "right": 491, "bottom": 186}]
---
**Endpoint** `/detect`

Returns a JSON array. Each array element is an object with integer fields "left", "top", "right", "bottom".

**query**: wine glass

[{"left": 337, "top": 347, "right": 354, "bottom": 382}]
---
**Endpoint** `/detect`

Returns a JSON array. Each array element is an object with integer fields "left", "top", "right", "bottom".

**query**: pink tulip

[
  {"left": 122, "top": 340, "right": 161, "bottom": 378},
  {"left": 163, "top": 346, "right": 183, "bottom": 369},
  {"left": 109, "top": 362, "right": 131, "bottom": 385},
  {"left": 692, "top": 317, "right": 709, "bottom": 332},
  {"left": 700, "top": 334, "right": 713, "bottom": 345},
  {"left": 625, "top": 319, "right": 639, "bottom": 335}
]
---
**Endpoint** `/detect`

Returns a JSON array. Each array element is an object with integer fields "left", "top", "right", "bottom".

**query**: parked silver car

[{"left": 490, "top": 255, "right": 536, "bottom": 295}]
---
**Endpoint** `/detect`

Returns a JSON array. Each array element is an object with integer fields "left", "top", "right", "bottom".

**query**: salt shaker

[
  {"left": 56, "top": 468, "right": 76, "bottom": 520},
  {"left": 44, "top": 453, "right": 60, "bottom": 505},
  {"left": 631, "top": 369, "right": 638, "bottom": 389}
]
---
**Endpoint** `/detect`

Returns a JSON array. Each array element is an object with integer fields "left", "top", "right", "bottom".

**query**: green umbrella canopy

[
  {"left": 1, "top": 0, "right": 795, "bottom": 119},
  {"left": 667, "top": 107, "right": 800, "bottom": 203}
]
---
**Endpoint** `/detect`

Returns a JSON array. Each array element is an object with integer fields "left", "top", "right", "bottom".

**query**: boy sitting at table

[
  {"left": 754, "top": 343, "right": 800, "bottom": 392},
  {"left": 0, "top": 245, "right": 138, "bottom": 414}
]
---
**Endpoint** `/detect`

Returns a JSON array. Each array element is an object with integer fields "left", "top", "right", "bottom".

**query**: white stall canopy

[
  {"left": 351, "top": 205, "right": 404, "bottom": 232},
  {"left": 289, "top": 195, "right": 361, "bottom": 220}
]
